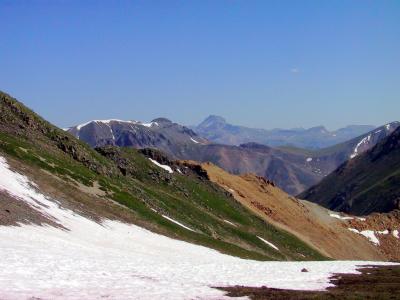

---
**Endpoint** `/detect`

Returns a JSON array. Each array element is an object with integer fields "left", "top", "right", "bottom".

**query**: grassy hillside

[{"left": 0, "top": 91, "right": 325, "bottom": 261}]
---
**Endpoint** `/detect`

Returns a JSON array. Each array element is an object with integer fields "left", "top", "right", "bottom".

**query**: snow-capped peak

[{"left": 74, "top": 119, "right": 159, "bottom": 131}]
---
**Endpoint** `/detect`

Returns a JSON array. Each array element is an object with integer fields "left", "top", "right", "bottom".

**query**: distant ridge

[{"left": 193, "top": 115, "right": 377, "bottom": 149}]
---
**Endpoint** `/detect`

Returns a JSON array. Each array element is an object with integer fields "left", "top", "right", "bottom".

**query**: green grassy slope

[{"left": 0, "top": 91, "right": 326, "bottom": 261}]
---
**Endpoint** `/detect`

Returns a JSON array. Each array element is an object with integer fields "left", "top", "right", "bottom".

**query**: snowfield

[{"left": 0, "top": 156, "right": 395, "bottom": 300}]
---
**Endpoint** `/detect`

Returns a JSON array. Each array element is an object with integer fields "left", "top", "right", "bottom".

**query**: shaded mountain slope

[
  {"left": 0, "top": 90, "right": 325, "bottom": 261},
  {"left": 193, "top": 115, "right": 376, "bottom": 149},
  {"left": 300, "top": 126, "right": 400, "bottom": 215}
]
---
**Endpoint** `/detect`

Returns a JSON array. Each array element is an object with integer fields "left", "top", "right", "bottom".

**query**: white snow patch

[
  {"left": 0, "top": 155, "right": 396, "bottom": 299},
  {"left": 190, "top": 137, "right": 200, "bottom": 144},
  {"left": 109, "top": 126, "right": 116, "bottom": 141},
  {"left": 257, "top": 236, "right": 279, "bottom": 251},
  {"left": 359, "top": 230, "right": 380, "bottom": 245},
  {"left": 141, "top": 122, "right": 158, "bottom": 128},
  {"left": 223, "top": 220, "right": 237, "bottom": 227},
  {"left": 350, "top": 135, "right": 371, "bottom": 159},
  {"left": 329, "top": 213, "right": 353, "bottom": 220},
  {"left": 306, "top": 157, "right": 313, "bottom": 162},
  {"left": 393, "top": 230, "right": 399, "bottom": 239},
  {"left": 375, "top": 129, "right": 382, "bottom": 134},
  {"left": 386, "top": 124, "right": 391, "bottom": 130},
  {"left": 357, "top": 217, "right": 366, "bottom": 221},
  {"left": 162, "top": 215, "right": 195, "bottom": 232},
  {"left": 148, "top": 158, "right": 173, "bottom": 174},
  {"left": 76, "top": 120, "right": 93, "bottom": 130},
  {"left": 348, "top": 228, "right": 380, "bottom": 245},
  {"left": 377, "top": 230, "right": 389, "bottom": 235},
  {"left": 176, "top": 168, "right": 183, "bottom": 174}
]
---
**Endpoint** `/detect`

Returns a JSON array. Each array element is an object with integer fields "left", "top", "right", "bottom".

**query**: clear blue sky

[{"left": 1, "top": 0, "right": 399, "bottom": 129}]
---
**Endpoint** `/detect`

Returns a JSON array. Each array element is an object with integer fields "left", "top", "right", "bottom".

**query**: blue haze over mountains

[{"left": 192, "top": 115, "right": 377, "bottom": 149}]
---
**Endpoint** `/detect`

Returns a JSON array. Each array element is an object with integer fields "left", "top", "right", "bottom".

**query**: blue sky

[{"left": 1, "top": 0, "right": 399, "bottom": 129}]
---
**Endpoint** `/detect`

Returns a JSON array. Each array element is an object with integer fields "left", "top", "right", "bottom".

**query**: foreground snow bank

[{"left": 0, "top": 156, "right": 394, "bottom": 300}]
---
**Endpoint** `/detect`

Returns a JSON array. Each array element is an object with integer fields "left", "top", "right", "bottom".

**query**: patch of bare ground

[
  {"left": 0, "top": 191, "right": 62, "bottom": 228},
  {"left": 192, "top": 161, "right": 389, "bottom": 261},
  {"left": 219, "top": 265, "right": 400, "bottom": 299}
]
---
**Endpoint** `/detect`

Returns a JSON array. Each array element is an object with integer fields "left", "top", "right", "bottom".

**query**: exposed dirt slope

[{"left": 187, "top": 161, "right": 400, "bottom": 261}]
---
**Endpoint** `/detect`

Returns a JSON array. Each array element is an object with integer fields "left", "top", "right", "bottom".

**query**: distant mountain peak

[
  {"left": 205, "top": 115, "right": 226, "bottom": 122},
  {"left": 151, "top": 117, "right": 172, "bottom": 124},
  {"left": 72, "top": 119, "right": 160, "bottom": 131},
  {"left": 193, "top": 117, "right": 383, "bottom": 150},
  {"left": 198, "top": 115, "right": 227, "bottom": 128},
  {"left": 308, "top": 126, "right": 328, "bottom": 133}
]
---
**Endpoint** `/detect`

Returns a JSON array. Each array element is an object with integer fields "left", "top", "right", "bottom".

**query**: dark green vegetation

[
  {"left": 300, "top": 127, "right": 400, "bottom": 215},
  {"left": 219, "top": 265, "right": 400, "bottom": 299},
  {"left": 0, "top": 91, "right": 325, "bottom": 261}
]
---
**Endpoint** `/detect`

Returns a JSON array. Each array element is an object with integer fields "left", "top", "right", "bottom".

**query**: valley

[
  {"left": 67, "top": 115, "right": 399, "bottom": 195},
  {"left": 1, "top": 90, "right": 399, "bottom": 299},
  {"left": 2, "top": 2, "right": 399, "bottom": 298}
]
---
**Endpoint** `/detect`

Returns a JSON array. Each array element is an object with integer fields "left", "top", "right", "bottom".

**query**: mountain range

[
  {"left": 67, "top": 116, "right": 399, "bottom": 195},
  {"left": 192, "top": 115, "right": 377, "bottom": 149},
  {"left": 1, "top": 91, "right": 400, "bottom": 298}
]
